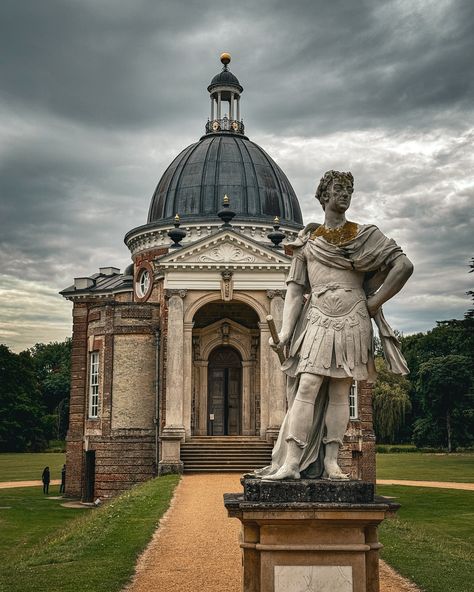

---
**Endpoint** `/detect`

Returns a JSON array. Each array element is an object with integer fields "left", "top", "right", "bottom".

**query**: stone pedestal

[
  {"left": 158, "top": 426, "right": 185, "bottom": 475},
  {"left": 224, "top": 477, "right": 397, "bottom": 592}
]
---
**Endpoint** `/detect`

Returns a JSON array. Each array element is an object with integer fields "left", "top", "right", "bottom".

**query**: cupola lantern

[{"left": 206, "top": 53, "right": 245, "bottom": 135}]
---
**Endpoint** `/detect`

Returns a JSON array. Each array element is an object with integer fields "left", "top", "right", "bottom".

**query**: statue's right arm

[{"left": 274, "top": 282, "right": 305, "bottom": 348}]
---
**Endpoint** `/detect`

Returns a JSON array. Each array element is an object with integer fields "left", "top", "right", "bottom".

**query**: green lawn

[
  {"left": 376, "top": 452, "right": 474, "bottom": 482},
  {"left": 0, "top": 475, "right": 179, "bottom": 592},
  {"left": 0, "top": 486, "right": 85, "bottom": 559},
  {"left": 378, "top": 485, "right": 474, "bottom": 592},
  {"left": 0, "top": 453, "right": 65, "bottom": 482}
]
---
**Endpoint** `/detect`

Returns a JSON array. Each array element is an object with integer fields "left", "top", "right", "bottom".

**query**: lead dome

[{"left": 145, "top": 55, "right": 303, "bottom": 229}]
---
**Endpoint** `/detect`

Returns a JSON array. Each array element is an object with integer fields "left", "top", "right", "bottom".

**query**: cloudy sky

[{"left": 1, "top": 0, "right": 473, "bottom": 352}]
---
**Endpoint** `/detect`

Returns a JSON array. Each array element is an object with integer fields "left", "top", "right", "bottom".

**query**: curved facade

[{"left": 147, "top": 133, "right": 303, "bottom": 227}]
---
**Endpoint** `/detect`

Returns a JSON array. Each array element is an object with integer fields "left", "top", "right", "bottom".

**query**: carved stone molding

[
  {"left": 266, "top": 289, "right": 286, "bottom": 299},
  {"left": 199, "top": 244, "right": 256, "bottom": 263},
  {"left": 164, "top": 289, "right": 188, "bottom": 299},
  {"left": 220, "top": 270, "right": 234, "bottom": 301}
]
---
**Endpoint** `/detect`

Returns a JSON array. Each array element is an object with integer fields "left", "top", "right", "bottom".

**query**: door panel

[
  {"left": 208, "top": 368, "right": 225, "bottom": 435},
  {"left": 227, "top": 367, "right": 241, "bottom": 435},
  {"left": 207, "top": 347, "right": 242, "bottom": 436}
]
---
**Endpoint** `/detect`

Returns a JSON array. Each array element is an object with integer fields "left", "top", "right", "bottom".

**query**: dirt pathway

[
  {"left": 377, "top": 479, "right": 474, "bottom": 491},
  {"left": 125, "top": 473, "right": 420, "bottom": 592},
  {"left": 0, "top": 479, "right": 61, "bottom": 489}
]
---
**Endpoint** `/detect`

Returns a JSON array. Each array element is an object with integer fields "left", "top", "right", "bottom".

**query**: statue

[{"left": 260, "top": 170, "right": 413, "bottom": 480}]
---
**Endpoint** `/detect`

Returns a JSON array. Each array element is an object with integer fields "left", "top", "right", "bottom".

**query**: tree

[
  {"left": 417, "top": 355, "right": 473, "bottom": 452},
  {"left": 0, "top": 345, "right": 48, "bottom": 451},
  {"left": 373, "top": 357, "right": 412, "bottom": 443},
  {"left": 29, "top": 339, "right": 71, "bottom": 439}
]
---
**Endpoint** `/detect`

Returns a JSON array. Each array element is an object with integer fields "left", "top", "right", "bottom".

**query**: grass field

[
  {"left": 376, "top": 452, "right": 474, "bottom": 482},
  {"left": 0, "top": 453, "right": 65, "bottom": 482},
  {"left": 0, "top": 475, "right": 179, "bottom": 592},
  {"left": 378, "top": 485, "right": 474, "bottom": 592}
]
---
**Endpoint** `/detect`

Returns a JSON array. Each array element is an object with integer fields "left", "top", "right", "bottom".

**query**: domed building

[{"left": 61, "top": 55, "right": 375, "bottom": 500}]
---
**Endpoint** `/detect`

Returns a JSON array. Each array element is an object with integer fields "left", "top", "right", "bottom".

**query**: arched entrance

[{"left": 207, "top": 346, "right": 242, "bottom": 436}]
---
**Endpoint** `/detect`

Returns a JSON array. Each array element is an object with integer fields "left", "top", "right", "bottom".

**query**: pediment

[{"left": 157, "top": 230, "right": 291, "bottom": 269}]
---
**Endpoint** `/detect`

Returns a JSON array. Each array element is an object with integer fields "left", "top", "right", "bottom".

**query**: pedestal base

[{"left": 224, "top": 478, "right": 397, "bottom": 592}]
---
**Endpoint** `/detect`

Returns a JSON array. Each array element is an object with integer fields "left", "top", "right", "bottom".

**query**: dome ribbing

[{"left": 147, "top": 133, "right": 303, "bottom": 227}]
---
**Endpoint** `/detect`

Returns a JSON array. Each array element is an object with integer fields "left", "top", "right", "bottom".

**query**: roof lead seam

[
  {"left": 239, "top": 139, "right": 261, "bottom": 215},
  {"left": 198, "top": 137, "right": 214, "bottom": 215},
  {"left": 232, "top": 136, "right": 249, "bottom": 214},
  {"left": 168, "top": 140, "right": 203, "bottom": 219},
  {"left": 253, "top": 143, "right": 286, "bottom": 220}
]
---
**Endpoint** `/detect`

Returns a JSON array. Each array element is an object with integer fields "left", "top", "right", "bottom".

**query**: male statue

[{"left": 261, "top": 170, "right": 413, "bottom": 481}]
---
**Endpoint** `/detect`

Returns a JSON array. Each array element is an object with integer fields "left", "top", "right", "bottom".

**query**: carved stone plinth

[{"left": 224, "top": 478, "right": 398, "bottom": 592}]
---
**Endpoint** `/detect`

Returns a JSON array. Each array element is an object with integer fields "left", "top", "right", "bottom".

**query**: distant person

[
  {"left": 41, "top": 466, "right": 50, "bottom": 494},
  {"left": 59, "top": 464, "right": 66, "bottom": 494}
]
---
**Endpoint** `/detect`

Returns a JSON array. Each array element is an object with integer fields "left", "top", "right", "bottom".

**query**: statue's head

[{"left": 315, "top": 170, "right": 354, "bottom": 211}]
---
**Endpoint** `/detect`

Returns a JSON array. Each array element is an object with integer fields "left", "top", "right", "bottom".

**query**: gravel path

[
  {"left": 125, "top": 473, "right": 420, "bottom": 592},
  {"left": 377, "top": 479, "right": 474, "bottom": 490},
  {"left": 0, "top": 479, "right": 61, "bottom": 489}
]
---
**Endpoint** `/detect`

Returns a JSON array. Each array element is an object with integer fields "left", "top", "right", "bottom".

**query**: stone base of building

[
  {"left": 224, "top": 478, "right": 397, "bottom": 592},
  {"left": 157, "top": 460, "right": 184, "bottom": 475}
]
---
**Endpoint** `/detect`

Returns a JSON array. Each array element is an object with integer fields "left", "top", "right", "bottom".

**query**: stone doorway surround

[{"left": 193, "top": 320, "right": 259, "bottom": 436}]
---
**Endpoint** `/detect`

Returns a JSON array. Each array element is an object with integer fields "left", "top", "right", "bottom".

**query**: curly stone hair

[{"left": 315, "top": 170, "right": 354, "bottom": 209}]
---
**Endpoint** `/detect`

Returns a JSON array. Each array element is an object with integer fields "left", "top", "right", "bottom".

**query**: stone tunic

[{"left": 283, "top": 224, "right": 405, "bottom": 382}]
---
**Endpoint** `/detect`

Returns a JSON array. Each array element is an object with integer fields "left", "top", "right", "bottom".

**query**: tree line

[
  {"left": 373, "top": 260, "right": 474, "bottom": 450},
  {"left": 0, "top": 340, "right": 71, "bottom": 452}
]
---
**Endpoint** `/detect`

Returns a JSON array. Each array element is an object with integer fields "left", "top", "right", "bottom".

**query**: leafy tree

[
  {"left": 29, "top": 339, "right": 71, "bottom": 439},
  {"left": 0, "top": 345, "right": 48, "bottom": 451},
  {"left": 417, "top": 355, "right": 473, "bottom": 452},
  {"left": 373, "top": 357, "right": 412, "bottom": 443}
]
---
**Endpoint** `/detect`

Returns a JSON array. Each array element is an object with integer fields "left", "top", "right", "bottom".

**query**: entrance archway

[{"left": 207, "top": 346, "right": 242, "bottom": 436}]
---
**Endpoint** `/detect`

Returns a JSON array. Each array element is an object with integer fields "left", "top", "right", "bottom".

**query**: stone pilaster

[{"left": 159, "top": 289, "right": 187, "bottom": 474}]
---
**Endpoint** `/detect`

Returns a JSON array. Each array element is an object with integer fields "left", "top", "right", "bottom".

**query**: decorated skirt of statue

[{"left": 281, "top": 222, "right": 409, "bottom": 381}]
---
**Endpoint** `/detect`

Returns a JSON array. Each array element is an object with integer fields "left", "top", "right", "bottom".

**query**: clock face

[
  {"left": 232, "top": 121, "right": 239, "bottom": 131},
  {"left": 212, "top": 120, "right": 220, "bottom": 131}
]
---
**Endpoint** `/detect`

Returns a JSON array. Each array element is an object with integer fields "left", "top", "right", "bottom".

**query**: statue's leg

[
  {"left": 264, "top": 373, "right": 324, "bottom": 480},
  {"left": 323, "top": 377, "right": 352, "bottom": 480}
]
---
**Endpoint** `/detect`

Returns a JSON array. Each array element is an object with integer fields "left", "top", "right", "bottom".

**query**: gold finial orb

[
  {"left": 223, "top": 194, "right": 230, "bottom": 204},
  {"left": 274, "top": 216, "right": 280, "bottom": 224},
  {"left": 174, "top": 213, "right": 180, "bottom": 222},
  {"left": 220, "top": 52, "right": 231, "bottom": 65}
]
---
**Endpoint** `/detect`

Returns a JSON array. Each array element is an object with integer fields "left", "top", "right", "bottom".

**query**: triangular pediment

[{"left": 157, "top": 229, "right": 291, "bottom": 269}]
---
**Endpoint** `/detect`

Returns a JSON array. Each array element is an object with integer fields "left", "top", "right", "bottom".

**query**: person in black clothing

[
  {"left": 59, "top": 464, "right": 66, "bottom": 494},
  {"left": 42, "top": 466, "right": 50, "bottom": 494}
]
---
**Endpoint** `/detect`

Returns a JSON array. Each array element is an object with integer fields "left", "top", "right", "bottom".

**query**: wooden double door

[{"left": 208, "top": 347, "right": 242, "bottom": 435}]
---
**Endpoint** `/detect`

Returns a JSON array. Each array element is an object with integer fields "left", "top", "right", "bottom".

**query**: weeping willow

[{"left": 373, "top": 358, "right": 412, "bottom": 443}]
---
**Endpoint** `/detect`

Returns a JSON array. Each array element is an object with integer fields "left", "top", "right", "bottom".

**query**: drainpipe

[{"left": 154, "top": 327, "right": 161, "bottom": 475}]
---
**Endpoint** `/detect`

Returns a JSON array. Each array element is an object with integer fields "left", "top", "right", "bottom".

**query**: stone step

[{"left": 181, "top": 439, "right": 272, "bottom": 472}]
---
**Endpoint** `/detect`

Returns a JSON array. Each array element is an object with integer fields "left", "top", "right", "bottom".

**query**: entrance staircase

[{"left": 181, "top": 436, "right": 273, "bottom": 473}]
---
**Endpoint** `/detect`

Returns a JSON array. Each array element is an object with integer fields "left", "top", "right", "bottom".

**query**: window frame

[
  {"left": 88, "top": 351, "right": 100, "bottom": 419},
  {"left": 349, "top": 380, "right": 358, "bottom": 420}
]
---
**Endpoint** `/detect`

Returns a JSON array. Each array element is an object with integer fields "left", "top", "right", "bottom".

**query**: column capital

[
  {"left": 164, "top": 288, "right": 187, "bottom": 300},
  {"left": 267, "top": 289, "right": 286, "bottom": 300}
]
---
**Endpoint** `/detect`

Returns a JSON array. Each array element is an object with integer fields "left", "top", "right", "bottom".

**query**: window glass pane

[
  {"left": 89, "top": 352, "right": 99, "bottom": 418},
  {"left": 349, "top": 381, "right": 358, "bottom": 420}
]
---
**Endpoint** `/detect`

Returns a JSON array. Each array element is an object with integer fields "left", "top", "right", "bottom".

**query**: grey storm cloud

[{"left": 0, "top": 0, "right": 473, "bottom": 350}]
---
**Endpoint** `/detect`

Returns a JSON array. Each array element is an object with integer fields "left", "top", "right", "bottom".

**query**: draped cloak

[{"left": 262, "top": 224, "right": 409, "bottom": 479}]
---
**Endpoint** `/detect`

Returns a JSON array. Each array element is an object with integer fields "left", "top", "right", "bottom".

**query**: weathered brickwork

[
  {"left": 340, "top": 381, "right": 376, "bottom": 483},
  {"left": 86, "top": 436, "right": 156, "bottom": 498}
]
